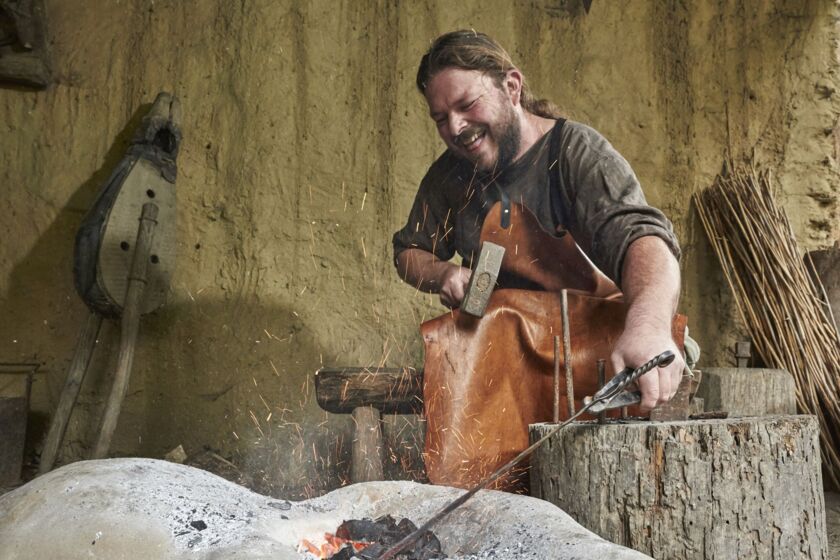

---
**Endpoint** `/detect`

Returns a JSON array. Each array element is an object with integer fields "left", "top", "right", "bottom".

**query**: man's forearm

[
  {"left": 620, "top": 236, "right": 680, "bottom": 330},
  {"left": 396, "top": 248, "right": 458, "bottom": 293},
  {"left": 613, "top": 235, "right": 683, "bottom": 410}
]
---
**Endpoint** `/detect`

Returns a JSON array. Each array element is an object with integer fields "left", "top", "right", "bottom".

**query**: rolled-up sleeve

[
  {"left": 560, "top": 124, "right": 680, "bottom": 286},
  {"left": 392, "top": 158, "right": 458, "bottom": 267}
]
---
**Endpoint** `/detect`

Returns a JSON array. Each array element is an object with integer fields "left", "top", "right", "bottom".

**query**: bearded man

[{"left": 392, "top": 30, "right": 689, "bottom": 490}]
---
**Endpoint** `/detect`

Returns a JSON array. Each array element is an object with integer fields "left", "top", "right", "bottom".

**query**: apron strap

[{"left": 548, "top": 118, "right": 568, "bottom": 231}]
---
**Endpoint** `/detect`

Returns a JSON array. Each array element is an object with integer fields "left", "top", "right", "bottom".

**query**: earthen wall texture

[{"left": 1, "top": 0, "right": 837, "bottom": 497}]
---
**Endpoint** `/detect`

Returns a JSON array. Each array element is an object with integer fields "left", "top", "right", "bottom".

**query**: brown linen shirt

[{"left": 392, "top": 119, "right": 680, "bottom": 287}]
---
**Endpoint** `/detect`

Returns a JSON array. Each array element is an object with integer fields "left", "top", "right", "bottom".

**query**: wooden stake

[
  {"left": 38, "top": 311, "right": 103, "bottom": 474},
  {"left": 93, "top": 203, "right": 158, "bottom": 459},
  {"left": 553, "top": 336, "right": 560, "bottom": 423},
  {"left": 561, "top": 290, "right": 574, "bottom": 416},
  {"left": 596, "top": 359, "right": 606, "bottom": 425}
]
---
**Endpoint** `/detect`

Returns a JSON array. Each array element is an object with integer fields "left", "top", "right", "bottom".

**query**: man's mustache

[{"left": 454, "top": 125, "right": 486, "bottom": 146}]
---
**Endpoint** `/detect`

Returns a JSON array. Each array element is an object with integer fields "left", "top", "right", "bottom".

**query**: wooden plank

[
  {"left": 0, "top": 397, "right": 27, "bottom": 486},
  {"left": 315, "top": 367, "right": 422, "bottom": 415},
  {"left": 530, "top": 415, "right": 827, "bottom": 559},
  {"left": 0, "top": 365, "right": 34, "bottom": 487}
]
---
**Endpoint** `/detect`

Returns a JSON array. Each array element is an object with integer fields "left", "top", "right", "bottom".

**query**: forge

[{"left": 0, "top": 458, "right": 649, "bottom": 559}]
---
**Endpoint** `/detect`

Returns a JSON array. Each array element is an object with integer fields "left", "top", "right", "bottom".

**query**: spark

[{"left": 258, "top": 393, "right": 271, "bottom": 413}]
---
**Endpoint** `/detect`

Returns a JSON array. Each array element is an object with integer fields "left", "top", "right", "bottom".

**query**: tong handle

[{"left": 586, "top": 350, "right": 676, "bottom": 413}]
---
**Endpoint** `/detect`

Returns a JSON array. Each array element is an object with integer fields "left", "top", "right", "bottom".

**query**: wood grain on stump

[{"left": 530, "top": 415, "right": 826, "bottom": 559}]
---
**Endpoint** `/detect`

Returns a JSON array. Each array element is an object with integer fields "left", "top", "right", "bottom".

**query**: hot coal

[{"left": 330, "top": 514, "right": 443, "bottom": 560}]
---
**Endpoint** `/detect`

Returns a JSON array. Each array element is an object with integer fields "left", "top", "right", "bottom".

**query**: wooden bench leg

[{"left": 351, "top": 406, "right": 384, "bottom": 483}]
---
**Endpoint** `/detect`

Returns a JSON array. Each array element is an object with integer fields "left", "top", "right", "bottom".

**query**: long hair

[{"left": 416, "top": 30, "right": 562, "bottom": 120}]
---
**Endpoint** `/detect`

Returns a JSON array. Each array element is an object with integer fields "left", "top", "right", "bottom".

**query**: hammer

[{"left": 461, "top": 241, "right": 505, "bottom": 317}]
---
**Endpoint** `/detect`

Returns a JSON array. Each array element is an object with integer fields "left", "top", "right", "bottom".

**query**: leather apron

[{"left": 421, "top": 161, "right": 686, "bottom": 493}]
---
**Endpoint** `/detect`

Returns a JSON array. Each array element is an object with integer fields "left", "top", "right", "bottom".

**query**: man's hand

[
  {"left": 395, "top": 248, "right": 472, "bottom": 308},
  {"left": 610, "top": 326, "right": 685, "bottom": 412},
  {"left": 439, "top": 266, "right": 471, "bottom": 308},
  {"left": 617, "top": 236, "right": 683, "bottom": 412}
]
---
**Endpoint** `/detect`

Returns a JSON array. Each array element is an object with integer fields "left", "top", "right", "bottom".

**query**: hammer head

[{"left": 461, "top": 241, "right": 505, "bottom": 317}]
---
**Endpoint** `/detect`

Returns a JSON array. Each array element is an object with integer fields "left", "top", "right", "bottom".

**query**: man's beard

[
  {"left": 491, "top": 105, "right": 521, "bottom": 173},
  {"left": 455, "top": 106, "right": 521, "bottom": 175}
]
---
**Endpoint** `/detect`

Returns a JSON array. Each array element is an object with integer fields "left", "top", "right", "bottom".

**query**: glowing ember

[
  {"left": 298, "top": 515, "right": 442, "bottom": 559},
  {"left": 298, "top": 532, "right": 371, "bottom": 558}
]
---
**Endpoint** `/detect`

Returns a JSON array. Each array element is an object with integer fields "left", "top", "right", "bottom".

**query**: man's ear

[{"left": 504, "top": 69, "right": 524, "bottom": 106}]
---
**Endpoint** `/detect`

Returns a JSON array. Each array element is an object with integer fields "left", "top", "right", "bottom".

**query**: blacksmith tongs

[{"left": 583, "top": 350, "right": 676, "bottom": 413}]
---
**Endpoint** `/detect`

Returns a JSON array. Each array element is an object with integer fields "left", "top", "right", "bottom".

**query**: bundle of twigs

[{"left": 694, "top": 163, "right": 840, "bottom": 489}]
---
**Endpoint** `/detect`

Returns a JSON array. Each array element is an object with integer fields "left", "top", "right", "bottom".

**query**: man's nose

[{"left": 447, "top": 113, "right": 466, "bottom": 140}]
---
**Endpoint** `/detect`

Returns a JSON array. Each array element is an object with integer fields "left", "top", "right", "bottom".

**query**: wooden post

[
  {"left": 530, "top": 415, "right": 827, "bottom": 559},
  {"left": 93, "top": 203, "right": 158, "bottom": 459},
  {"left": 38, "top": 312, "right": 103, "bottom": 473},
  {"left": 351, "top": 406, "right": 384, "bottom": 483}
]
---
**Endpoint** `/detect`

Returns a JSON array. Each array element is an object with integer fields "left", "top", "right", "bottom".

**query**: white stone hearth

[{"left": 0, "top": 458, "right": 649, "bottom": 559}]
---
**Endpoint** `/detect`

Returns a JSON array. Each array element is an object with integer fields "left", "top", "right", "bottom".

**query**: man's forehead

[{"left": 426, "top": 68, "right": 496, "bottom": 112}]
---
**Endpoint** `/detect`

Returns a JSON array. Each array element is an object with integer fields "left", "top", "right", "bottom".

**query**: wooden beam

[
  {"left": 0, "top": 50, "right": 50, "bottom": 88},
  {"left": 0, "top": 0, "right": 51, "bottom": 89},
  {"left": 315, "top": 367, "right": 422, "bottom": 415}
]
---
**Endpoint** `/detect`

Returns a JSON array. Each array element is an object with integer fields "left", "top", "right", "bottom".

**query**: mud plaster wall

[{"left": 0, "top": 1, "right": 837, "bottom": 498}]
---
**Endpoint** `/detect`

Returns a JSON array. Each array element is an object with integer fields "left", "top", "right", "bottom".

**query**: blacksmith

[{"left": 392, "top": 30, "right": 688, "bottom": 489}]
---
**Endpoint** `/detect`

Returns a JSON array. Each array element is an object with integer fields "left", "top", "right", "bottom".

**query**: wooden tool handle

[{"left": 93, "top": 203, "right": 159, "bottom": 459}]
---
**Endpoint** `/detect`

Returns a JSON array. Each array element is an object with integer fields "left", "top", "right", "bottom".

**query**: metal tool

[
  {"left": 584, "top": 351, "right": 676, "bottom": 413},
  {"left": 461, "top": 241, "right": 505, "bottom": 317},
  {"left": 375, "top": 350, "right": 675, "bottom": 560}
]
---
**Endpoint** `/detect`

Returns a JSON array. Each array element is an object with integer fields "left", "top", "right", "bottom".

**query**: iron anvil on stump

[
  {"left": 530, "top": 415, "right": 827, "bottom": 559},
  {"left": 315, "top": 367, "right": 422, "bottom": 483}
]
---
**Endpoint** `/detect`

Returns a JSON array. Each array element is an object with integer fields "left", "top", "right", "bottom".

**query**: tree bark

[{"left": 530, "top": 415, "right": 826, "bottom": 559}]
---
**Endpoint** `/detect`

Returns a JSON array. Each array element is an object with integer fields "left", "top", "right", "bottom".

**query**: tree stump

[
  {"left": 696, "top": 368, "right": 797, "bottom": 417},
  {"left": 530, "top": 415, "right": 827, "bottom": 559}
]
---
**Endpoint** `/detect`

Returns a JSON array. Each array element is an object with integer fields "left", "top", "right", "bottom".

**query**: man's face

[{"left": 425, "top": 68, "right": 521, "bottom": 173}]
